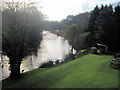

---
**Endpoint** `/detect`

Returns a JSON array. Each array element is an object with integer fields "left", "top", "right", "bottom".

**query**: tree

[
  {"left": 112, "top": 5, "right": 120, "bottom": 52},
  {"left": 0, "top": 8, "right": 1, "bottom": 52},
  {"left": 63, "top": 24, "right": 89, "bottom": 51},
  {"left": 2, "top": 1, "right": 44, "bottom": 78},
  {"left": 95, "top": 4, "right": 114, "bottom": 49},
  {"left": 88, "top": 5, "right": 99, "bottom": 34},
  {"left": 85, "top": 5, "right": 100, "bottom": 47}
]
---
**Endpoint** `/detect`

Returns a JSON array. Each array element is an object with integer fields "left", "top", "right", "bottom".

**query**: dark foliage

[
  {"left": 40, "top": 61, "right": 53, "bottom": 68},
  {"left": 2, "top": 2, "right": 44, "bottom": 78},
  {"left": 110, "top": 53, "right": 120, "bottom": 69},
  {"left": 86, "top": 4, "right": 120, "bottom": 52},
  {"left": 62, "top": 4, "right": 120, "bottom": 54}
]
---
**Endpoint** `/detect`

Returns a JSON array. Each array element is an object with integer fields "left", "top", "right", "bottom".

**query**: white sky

[
  {"left": 3, "top": 0, "right": 120, "bottom": 21},
  {"left": 40, "top": 0, "right": 120, "bottom": 21}
]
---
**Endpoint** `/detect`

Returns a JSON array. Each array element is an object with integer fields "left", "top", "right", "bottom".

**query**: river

[{"left": 0, "top": 31, "right": 76, "bottom": 80}]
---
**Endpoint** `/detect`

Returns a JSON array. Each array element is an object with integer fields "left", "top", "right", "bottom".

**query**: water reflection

[{"left": 0, "top": 31, "right": 76, "bottom": 80}]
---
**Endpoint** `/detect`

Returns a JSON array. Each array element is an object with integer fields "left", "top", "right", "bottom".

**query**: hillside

[{"left": 3, "top": 54, "right": 118, "bottom": 88}]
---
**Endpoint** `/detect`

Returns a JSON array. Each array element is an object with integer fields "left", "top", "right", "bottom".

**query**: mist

[{"left": 1, "top": 31, "right": 75, "bottom": 80}]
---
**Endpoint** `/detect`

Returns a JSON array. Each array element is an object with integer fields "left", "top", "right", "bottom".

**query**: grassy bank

[{"left": 3, "top": 54, "right": 118, "bottom": 88}]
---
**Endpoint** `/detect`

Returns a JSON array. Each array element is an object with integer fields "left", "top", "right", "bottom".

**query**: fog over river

[{"left": 0, "top": 31, "right": 76, "bottom": 80}]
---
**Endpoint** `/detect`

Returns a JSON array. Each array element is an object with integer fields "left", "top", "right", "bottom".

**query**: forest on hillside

[{"left": 43, "top": 4, "right": 120, "bottom": 53}]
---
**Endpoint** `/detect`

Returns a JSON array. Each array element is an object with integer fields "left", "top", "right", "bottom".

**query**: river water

[{"left": 0, "top": 31, "right": 76, "bottom": 80}]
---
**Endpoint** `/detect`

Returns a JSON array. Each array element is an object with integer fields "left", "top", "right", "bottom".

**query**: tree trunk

[{"left": 9, "top": 60, "right": 21, "bottom": 79}]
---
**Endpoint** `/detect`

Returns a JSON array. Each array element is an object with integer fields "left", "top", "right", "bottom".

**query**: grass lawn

[{"left": 2, "top": 54, "right": 118, "bottom": 88}]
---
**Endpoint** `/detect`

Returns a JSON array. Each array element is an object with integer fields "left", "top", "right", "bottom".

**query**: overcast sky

[
  {"left": 4, "top": 0, "right": 120, "bottom": 21},
  {"left": 40, "top": 0, "right": 120, "bottom": 21}
]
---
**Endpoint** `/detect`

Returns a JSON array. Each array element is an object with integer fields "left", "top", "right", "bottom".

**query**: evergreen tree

[
  {"left": 88, "top": 5, "right": 99, "bottom": 34},
  {"left": 95, "top": 5, "right": 114, "bottom": 49},
  {"left": 112, "top": 5, "right": 120, "bottom": 52},
  {"left": 86, "top": 5, "right": 100, "bottom": 47}
]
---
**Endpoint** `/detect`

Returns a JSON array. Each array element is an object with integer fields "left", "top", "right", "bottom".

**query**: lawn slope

[{"left": 3, "top": 54, "right": 118, "bottom": 88}]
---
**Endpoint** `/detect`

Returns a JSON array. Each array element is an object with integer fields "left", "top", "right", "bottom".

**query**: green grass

[{"left": 3, "top": 54, "right": 118, "bottom": 88}]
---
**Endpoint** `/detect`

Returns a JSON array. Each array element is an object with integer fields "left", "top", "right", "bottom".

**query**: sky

[
  {"left": 39, "top": 0, "right": 120, "bottom": 21},
  {"left": 3, "top": 0, "right": 120, "bottom": 21}
]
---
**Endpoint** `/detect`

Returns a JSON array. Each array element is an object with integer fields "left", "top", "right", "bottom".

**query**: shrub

[
  {"left": 98, "top": 49, "right": 105, "bottom": 54},
  {"left": 91, "top": 47, "right": 98, "bottom": 54},
  {"left": 75, "top": 49, "right": 88, "bottom": 58},
  {"left": 114, "top": 53, "right": 120, "bottom": 58},
  {"left": 110, "top": 59, "right": 120, "bottom": 69},
  {"left": 40, "top": 61, "right": 53, "bottom": 68},
  {"left": 64, "top": 54, "right": 75, "bottom": 61},
  {"left": 106, "top": 51, "right": 114, "bottom": 55},
  {"left": 110, "top": 53, "right": 120, "bottom": 69}
]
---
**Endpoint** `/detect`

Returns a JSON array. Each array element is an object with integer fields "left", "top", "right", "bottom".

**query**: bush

[
  {"left": 75, "top": 49, "right": 88, "bottom": 58},
  {"left": 110, "top": 53, "right": 120, "bottom": 69},
  {"left": 110, "top": 59, "right": 120, "bottom": 69},
  {"left": 114, "top": 53, "right": 120, "bottom": 58},
  {"left": 98, "top": 49, "right": 105, "bottom": 54},
  {"left": 91, "top": 47, "right": 98, "bottom": 54},
  {"left": 106, "top": 51, "right": 114, "bottom": 55},
  {"left": 65, "top": 54, "right": 75, "bottom": 61},
  {"left": 40, "top": 61, "right": 53, "bottom": 68}
]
